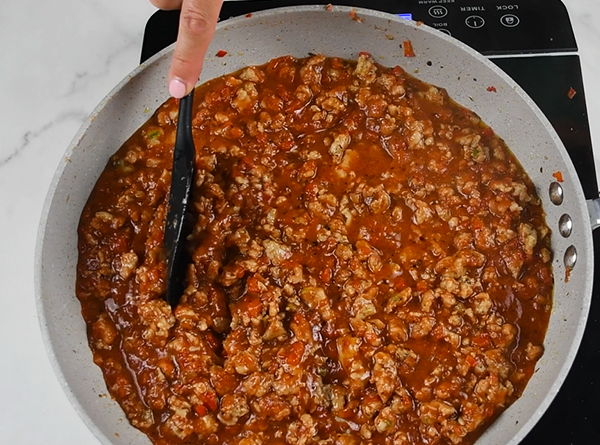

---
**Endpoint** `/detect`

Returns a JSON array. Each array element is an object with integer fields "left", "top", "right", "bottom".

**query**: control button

[
  {"left": 429, "top": 6, "right": 448, "bottom": 19},
  {"left": 465, "top": 15, "right": 485, "bottom": 29},
  {"left": 438, "top": 29, "right": 452, "bottom": 36},
  {"left": 500, "top": 14, "right": 520, "bottom": 27}
]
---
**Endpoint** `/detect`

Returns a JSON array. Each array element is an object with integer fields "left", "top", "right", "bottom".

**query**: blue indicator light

[{"left": 398, "top": 13, "right": 413, "bottom": 20}]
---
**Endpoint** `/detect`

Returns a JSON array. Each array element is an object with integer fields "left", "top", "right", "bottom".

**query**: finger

[
  {"left": 150, "top": 0, "right": 183, "bottom": 10},
  {"left": 168, "top": 0, "right": 224, "bottom": 98}
]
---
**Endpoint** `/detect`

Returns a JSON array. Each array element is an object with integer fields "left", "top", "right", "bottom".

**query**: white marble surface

[{"left": 0, "top": 1, "right": 598, "bottom": 443}]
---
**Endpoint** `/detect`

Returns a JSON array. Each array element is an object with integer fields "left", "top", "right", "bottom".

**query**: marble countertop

[{"left": 1, "top": 1, "right": 598, "bottom": 443}]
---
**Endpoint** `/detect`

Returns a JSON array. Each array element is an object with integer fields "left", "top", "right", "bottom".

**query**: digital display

[{"left": 398, "top": 13, "right": 413, "bottom": 20}]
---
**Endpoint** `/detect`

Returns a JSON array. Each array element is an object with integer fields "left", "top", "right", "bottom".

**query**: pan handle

[{"left": 588, "top": 199, "right": 600, "bottom": 231}]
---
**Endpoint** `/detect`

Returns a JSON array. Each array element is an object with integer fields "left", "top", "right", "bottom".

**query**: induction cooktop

[{"left": 141, "top": 1, "right": 600, "bottom": 443}]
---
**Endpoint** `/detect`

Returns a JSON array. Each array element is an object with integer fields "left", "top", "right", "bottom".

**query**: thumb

[{"left": 168, "top": 0, "right": 224, "bottom": 98}]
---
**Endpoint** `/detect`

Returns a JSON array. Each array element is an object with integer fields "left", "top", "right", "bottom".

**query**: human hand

[{"left": 150, "top": 0, "right": 224, "bottom": 98}]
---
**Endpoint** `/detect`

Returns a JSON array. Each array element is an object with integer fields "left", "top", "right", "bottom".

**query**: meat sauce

[{"left": 76, "top": 54, "right": 553, "bottom": 445}]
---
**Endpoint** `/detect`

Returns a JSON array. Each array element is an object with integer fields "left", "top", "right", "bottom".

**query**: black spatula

[{"left": 163, "top": 92, "right": 195, "bottom": 307}]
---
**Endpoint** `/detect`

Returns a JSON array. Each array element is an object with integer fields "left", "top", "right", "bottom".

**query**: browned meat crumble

[{"left": 76, "top": 54, "right": 553, "bottom": 445}]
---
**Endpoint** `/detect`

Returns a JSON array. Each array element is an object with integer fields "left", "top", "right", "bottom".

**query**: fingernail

[{"left": 169, "top": 78, "right": 187, "bottom": 99}]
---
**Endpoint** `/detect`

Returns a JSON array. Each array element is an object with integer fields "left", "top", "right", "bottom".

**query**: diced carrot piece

[
  {"left": 552, "top": 171, "right": 564, "bottom": 183},
  {"left": 282, "top": 341, "right": 305, "bottom": 366},
  {"left": 403, "top": 40, "right": 415, "bottom": 57},
  {"left": 194, "top": 404, "right": 207, "bottom": 416}
]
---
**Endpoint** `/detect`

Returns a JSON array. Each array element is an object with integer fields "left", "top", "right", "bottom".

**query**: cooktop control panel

[
  {"left": 142, "top": 0, "right": 577, "bottom": 61},
  {"left": 218, "top": 0, "right": 577, "bottom": 55}
]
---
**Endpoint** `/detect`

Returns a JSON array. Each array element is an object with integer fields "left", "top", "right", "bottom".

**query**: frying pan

[{"left": 35, "top": 6, "right": 600, "bottom": 445}]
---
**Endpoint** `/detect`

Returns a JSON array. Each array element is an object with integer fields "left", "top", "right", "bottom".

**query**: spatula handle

[{"left": 164, "top": 92, "right": 195, "bottom": 307}]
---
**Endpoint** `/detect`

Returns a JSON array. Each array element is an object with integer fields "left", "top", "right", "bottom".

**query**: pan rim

[{"left": 34, "top": 5, "right": 594, "bottom": 445}]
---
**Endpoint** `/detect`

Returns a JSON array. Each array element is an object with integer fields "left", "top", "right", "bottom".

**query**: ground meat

[{"left": 76, "top": 54, "right": 553, "bottom": 445}]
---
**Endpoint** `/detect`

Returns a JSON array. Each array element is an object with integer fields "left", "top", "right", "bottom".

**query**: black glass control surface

[
  {"left": 141, "top": 2, "right": 600, "bottom": 444},
  {"left": 141, "top": 0, "right": 577, "bottom": 60}
]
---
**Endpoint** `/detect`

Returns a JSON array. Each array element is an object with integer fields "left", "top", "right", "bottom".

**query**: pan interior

[{"left": 36, "top": 6, "right": 593, "bottom": 445}]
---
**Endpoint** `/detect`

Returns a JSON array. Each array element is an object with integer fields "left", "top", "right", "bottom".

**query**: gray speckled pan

[{"left": 35, "top": 6, "right": 599, "bottom": 445}]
